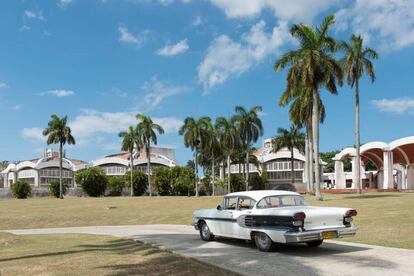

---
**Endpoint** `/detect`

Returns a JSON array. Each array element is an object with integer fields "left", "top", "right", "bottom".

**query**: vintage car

[{"left": 192, "top": 190, "right": 357, "bottom": 251}]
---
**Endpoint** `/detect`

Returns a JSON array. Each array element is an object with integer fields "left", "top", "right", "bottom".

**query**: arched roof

[
  {"left": 258, "top": 148, "right": 306, "bottom": 163},
  {"left": 334, "top": 147, "right": 355, "bottom": 161},
  {"left": 389, "top": 136, "right": 414, "bottom": 164}
]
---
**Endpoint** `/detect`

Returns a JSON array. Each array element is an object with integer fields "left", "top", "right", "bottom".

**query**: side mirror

[{"left": 216, "top": 205, "right": 222, "bottom": 210}]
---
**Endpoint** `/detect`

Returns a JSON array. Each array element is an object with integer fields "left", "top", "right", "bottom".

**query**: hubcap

[
  {"left": 258, "top": 234, "right": 268, "bottom": 247},
  {"left": 202, "top": 224, "right": 209, "bottom": 237}
]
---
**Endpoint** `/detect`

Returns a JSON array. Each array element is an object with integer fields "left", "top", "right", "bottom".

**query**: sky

[{"left": 1, "top": 0, "right": 414, "bottom": 165}]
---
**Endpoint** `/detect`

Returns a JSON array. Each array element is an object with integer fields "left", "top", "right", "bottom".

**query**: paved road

[{"left": 5, "top": 225, "right": 414, "bottom": 276}]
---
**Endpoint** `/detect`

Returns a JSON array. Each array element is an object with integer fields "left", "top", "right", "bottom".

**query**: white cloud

[
  {"left": 142, "top": 77, "right": 190, "bottom": 109},
  {"left": 24, "top": 10, "right": 45, "bottom": 21},
  {"left": 118, "top": 26, "right": 148, "bottom": 47},
  {"left": 59, "top": 0, "right": 74, "bottom": 8},
  {"left": 156, "top": 39, "right": 189, "bottom": 56},
  {"left": 0, "top": 82, "right": 7, "bottom": 89},
  {"left": 40, "top": 89, "right": 75, "bottom": 97},
  {"left": 198, "top": 20, "right": 290, "bottom": 93},
  {"left": 21, "top": 128, "right": 46, "bottom": 142},
  {"left": 19, "top": 25, "right": 31, "bottom": 32},
  {"left": 12, "top": 104, "right": 23, "bottom": 111},
  {"left": 371, "top": 98, "right": 414, "bottom": 114},
  {"left": 192, "top": 16, "right": 203, "bottom": 27},
  {"left": 208, "top": 0, "right": 338, "bottom": 22},
  {"left": 336, "top": 0, "right": 414, "bottom": 51}
]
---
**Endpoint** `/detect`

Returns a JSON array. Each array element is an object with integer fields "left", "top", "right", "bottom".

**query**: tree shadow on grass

[{"left": 344, "top": 194, "right": 402, "bottom": 200}]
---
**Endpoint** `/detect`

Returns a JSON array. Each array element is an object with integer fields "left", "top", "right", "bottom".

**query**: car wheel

[
  {"left": 254, "top": 232, "right": 275, "bottom": 252},
  {"left": 199, "top": 221, "right": 215, "bottom": 241},
  {"left": 306, "top": 240, "right": 323, "bottom": 247}
]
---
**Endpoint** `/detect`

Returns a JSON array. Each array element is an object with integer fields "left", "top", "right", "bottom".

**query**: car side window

[
  {"left": 237, "top": 197, "right": 256, "bottom": 210},
  {"left": 256, "top": 196, "right": 280, "bottom": 209},
  {"left": 225, "top": 197, "right": 238, "bottom": 210}
]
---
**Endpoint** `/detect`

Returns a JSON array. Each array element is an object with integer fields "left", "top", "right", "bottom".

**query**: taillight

[
  {"left": 292, "top": 212, "right": 306, "bottom": 227},
  {"left": 345, "top": 209, "right": 357, "bottom": 217}
]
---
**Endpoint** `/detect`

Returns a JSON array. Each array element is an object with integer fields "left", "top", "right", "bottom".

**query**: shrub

[
  {"left": 170, "top": 166, "right": 195, "bottom": 196},
  {"left": 230, "top": 175, "right": 244, "bottom": 192},
  {"left": 125, "top": 170, "right": 147, "bottom": 196},
  {"left": 11, "top": 181, "right": 31, "bottom": 199},
  {"left": 250, "top": 173, "right": 267, "bottom": 190},
  {"left": 201, "top": 176, "right": 212, "bottom": 196},
  {"left": 76, "top": 167, "right": 108, "bottom": 197},
  {"left": 48, "top": 180, "right": 69, "bottom": 198},
  {"left": 153, "top": 167, "right": 171, "bottom": 196},
  {"left": 107, "top": 176, "right": 126, "bottom": 196}
]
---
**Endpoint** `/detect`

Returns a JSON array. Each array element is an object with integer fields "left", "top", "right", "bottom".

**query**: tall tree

[
  {"left": 339, "top": 34, "right": 378, "bottom": 194},
  {"left": 119, "top": 126, "right": 142, "bottom": 196},
  {"left": 279, "top": 87, "right": 326, "bottom": 193},
  {"left": 233, "top": 106, "right": 264, "bottom": 191},
  {"left": 136, "top": 114, "right": 164, "bottom": 196},
  {"left": 215, "top": 117, "right": 239, "bottom": 193},
  {"left": 179, "top": 117, "right": 211, "bottom": 196},
  {"left": 42, "top": 114, "right": 76, "bottom": 199},
  {"left": 274, "top": 15, "right": 343, "bottom": 200},
  {"left": 272, "top": 125, "right": 305, "bottom": 185}
]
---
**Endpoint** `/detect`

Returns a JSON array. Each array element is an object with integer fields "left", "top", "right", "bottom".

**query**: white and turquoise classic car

[{"left": 192, "top": 190, "right": 357, "bottom": 251}]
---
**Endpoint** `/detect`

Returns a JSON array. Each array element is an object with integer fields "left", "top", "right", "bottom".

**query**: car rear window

[{"left": 256, "top": 195, "right": 308, "bottom": 209}]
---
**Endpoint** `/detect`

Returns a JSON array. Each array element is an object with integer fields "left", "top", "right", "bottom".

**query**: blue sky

[{"left": 1, "top": 0, "right": 414, "bottom": 164}]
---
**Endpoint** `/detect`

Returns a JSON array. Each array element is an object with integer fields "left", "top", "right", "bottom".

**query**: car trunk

[{"left": 300, "top": 206, "right": 348, "bottom": 230}]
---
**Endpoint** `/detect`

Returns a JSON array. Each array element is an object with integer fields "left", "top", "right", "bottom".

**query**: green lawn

[
  {"left": 0, "top": 233, "right": 235, "bottom": 276},
  {"left": 0, "top": 192, "right": 413, "bottom": 249}
]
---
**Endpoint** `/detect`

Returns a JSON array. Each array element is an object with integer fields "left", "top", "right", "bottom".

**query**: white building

[{"left": 326, "top": 136, "right": 414, "bottom": 190}]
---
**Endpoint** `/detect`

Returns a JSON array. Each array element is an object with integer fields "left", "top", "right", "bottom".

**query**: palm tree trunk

[
  {"left": 211, "top": 155, "right": 215, "bottom": 196},
  {"left": 291, "top": 148, "right": 295, "bottom": 185},
  {"left": 245, "top": 151, "right": 249, "bottom": 191},
  {"left": 227, "top": 155, "right": 231, "bottom": 193},
  {"left": 194, "top": 148, "right": 198, "bottom": 197},
  {"left": 59, "top": 142, "right": 63, "bottom": 199},
  {"left": 312, "top": 89, "right": 323, "bottom": 201},
  {"left": 305, "top": 125, "right": 311, "bottom": 193},
  {"left": 355, "top": 78, "right": 362, "bottom": 195},
  {"left": 308, "top": 119, "right": 314, "bottom": 194},
  {"left": 130, "top": 149, "right": 134, "bottom": 196},
  {"left": 147, "top": 142, "right": 152, "bottom": 196}
]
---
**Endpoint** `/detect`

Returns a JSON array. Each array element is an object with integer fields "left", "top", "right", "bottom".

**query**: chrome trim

[{"left": 284, "top": 226, "right": 358, "bottom": 243}]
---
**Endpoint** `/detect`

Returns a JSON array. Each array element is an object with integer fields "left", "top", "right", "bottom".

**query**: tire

[
  {"left": 306, "top": 240, "right": 323, "bottom": 247},
  {"left": 199, "top": 221, "right": 215, "bottom": 241},
  {"left": 254, "top": 232, "right": 276, "bottom": 252}
]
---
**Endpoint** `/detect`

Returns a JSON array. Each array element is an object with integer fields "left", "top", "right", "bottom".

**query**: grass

[
  {"left": 0, "top": 192, "right": 413, "bottom": 249},
  {"left": 0, "top": 232, "right": 236, "bottom": 276}
]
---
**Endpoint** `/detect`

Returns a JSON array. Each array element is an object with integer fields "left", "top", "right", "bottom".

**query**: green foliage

[
  {"left": 250, "top": 173, "right": 267, "bottom": 190},
  {"left": 107, "top": 176, "right": 126, "bottom": 196},
  {"left": 170, "top": 166, "right": 195, "bottom": 196},
  {"left": 153, "top": 167, "right": 171, "bottom": 196},
  {"left": 230, "top": 175, "right": 244, "bottom": 192},
  {"left": 127, "top": 170, "right": 147, "bottom": 196},
  {"left": 76, "top": 167, "right": 108, "bottom": 197},
  {"left": 11, "top": 181, "right": 31, "bottom": 199},
  {"left": 320, "top": 150, "right": 352, "bottom": 172},
  {"left": 48, "top": 180, "right": 69, "bottom": 198},
  {"left": 201, "top": 175, "right": 212, "bottom": 196}
]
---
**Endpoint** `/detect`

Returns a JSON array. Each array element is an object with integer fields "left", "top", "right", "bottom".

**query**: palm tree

[
  {"left": 179, "top": 117, "right": 211, "bottom": 196},
  {"left": 136, "top": 114, "right": 164, "bottom": 196},
  {"left": 201, "top": 119, "right": 221, "bottom": 196},
  {"left": 279, "top": 87, "right": 326, "bottom": 194},
  {"left": 215, "top": 117, "right": 238, "bottom": 193},
  {"left": 339, "top": 34, "right": 378, "bottom": 194},
  {"left": 272, "top": 125, "right": 305, "bottom": 185},
  {"left": 119, "top": 126, "right": 142, "bottom": 196},
  {"left": 42, "top": 114, "right": 76, "bottom": 199},
  {"left": 274, "top": 15, "right": 343, "bottom": 200},
  {"left": 233, "top": 106, "right": 264, "bottom": 191}
]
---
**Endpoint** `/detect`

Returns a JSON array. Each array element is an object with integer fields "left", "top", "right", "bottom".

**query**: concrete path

[{"left": 5, "top": 225, "right": 414, "bottom": 276}]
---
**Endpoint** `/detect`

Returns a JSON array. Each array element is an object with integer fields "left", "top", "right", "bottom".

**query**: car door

[
  {"left": 210, "top": 196, "right": 238, "bottom": 236},
  {"left": 231, "top": 197, "right": 256, "bottom": 239}
]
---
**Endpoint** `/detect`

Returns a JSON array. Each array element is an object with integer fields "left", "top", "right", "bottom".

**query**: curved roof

[
  {"left": 257, "top": 147, "right": 306, "bottom": 163},
  {"left": 226, "top": 190, "right": 300, "bottom": 201}
]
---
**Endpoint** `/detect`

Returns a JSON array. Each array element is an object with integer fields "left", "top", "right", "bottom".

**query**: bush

[
  {"left": 125, "top": 170, "right": 147, "bottom": 196},
  {"left": 48, "top": 180, "right": 69, "bottom": 198},
  {"left": 230, "top": 175, "right": 244, "bottom": 192},
  {"left": 76, "top": 167, "right": 108, "bottom": 197},
  {"left": 153, "top": 167, "right": 171, "bottom": 196},
  {"left": 201, "top": 176, "right": 212, "bottom": 196},
  {"left": 107, "top": 176, "right": 126, "bottom": 196},
  {"left": 11, "top": 181, "right": 31, "bottom": 199},
  {"left": 170, "top": 166, "right": 195, "bottom": 196},
  {"left": 250, "top": 173, "right": 267, "bottom": 190}
]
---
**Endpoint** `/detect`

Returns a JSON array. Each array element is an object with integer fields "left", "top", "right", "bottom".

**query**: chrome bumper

[
  {"left": 284, "top": 226, "right": 358, "bottom": 243},
  {"left": 192, "top": 219, "right": 199, "bottom": 230}
]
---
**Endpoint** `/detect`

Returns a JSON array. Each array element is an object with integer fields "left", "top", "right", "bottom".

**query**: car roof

[{"left": 225, "top": 190, "right": 301, "bottom": 201}]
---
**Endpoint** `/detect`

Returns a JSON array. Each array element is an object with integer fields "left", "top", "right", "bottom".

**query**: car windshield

[{"left": 256, "top": 195, "right": 308, "bottom": 209}]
